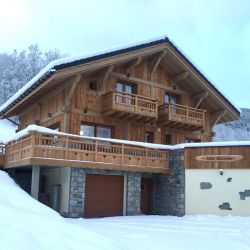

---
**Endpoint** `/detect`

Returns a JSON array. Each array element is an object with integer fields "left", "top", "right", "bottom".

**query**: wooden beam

[
  {"left": 99, "top": 65, "right": 113, "bottom": 92},
  {"left": 211, "top": 110, "right": 227, "bottom": 127},
  {"left": 110, "top": 71, "right": 190, "bottom": 96},
  {"left": 171, "top": 71, "right": 189, "bottom": 84},
  {"left": 193, "top": 91, "right": 208, "bottom": 108},
  {"left": 150, "top": 50, "right": 167, "bottom": 81},
  {"left": 39, "top": 110, "right": 64, "bottom": 124},
  {"left": 64, "top": 74, "right": 82, "bottom": 111},
  {"left": 126, "top": 57, "right": 142, "bottom": 75}
]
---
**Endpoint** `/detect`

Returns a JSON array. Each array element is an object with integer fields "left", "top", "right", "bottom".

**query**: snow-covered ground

[
  {"left": 1, "top": 170, "right": 250, "bottom": 250},
  {"left": 68, "top": 215, "right": 250, "bottom": 250},
  {"left": 0, "top": 171, "right": 123, "bottom": 250}
]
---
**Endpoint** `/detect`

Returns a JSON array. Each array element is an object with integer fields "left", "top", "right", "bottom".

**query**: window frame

[
  {"left": 80, "top": 122, "right": 114, "bottom": 139},
  {"left": 116, "top": 80, "right": 137, "bottom": 95}
]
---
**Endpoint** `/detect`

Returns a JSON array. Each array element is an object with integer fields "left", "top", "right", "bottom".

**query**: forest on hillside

[{"left": 0, "top": 45, "right": 61, "bottom": 105}]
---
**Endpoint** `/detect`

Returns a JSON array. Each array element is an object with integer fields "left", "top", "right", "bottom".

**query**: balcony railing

[
  {"left": 158, "top": 103, "right": 206, "bottom": 130},
  {"left": 4, "top": 132, "right": 169, "bottom": 173},
  {"left": 102, "top": 91, "right": 158, "bottom": 120}
]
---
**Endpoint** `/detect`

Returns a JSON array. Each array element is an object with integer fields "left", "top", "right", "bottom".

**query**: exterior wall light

[{"left": 219, "top": 169, "right": 224, "bottom": 175}]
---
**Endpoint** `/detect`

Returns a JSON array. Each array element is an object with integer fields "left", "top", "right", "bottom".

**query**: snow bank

[
  {"left": 6, "top": 124, "right": 250, "bottom": 150},
  {"left": 0, "top": 170, "right": 124, "bottom": 250},
  {"left": 0, "top": 119, "right": 17, "bottom": 144}
]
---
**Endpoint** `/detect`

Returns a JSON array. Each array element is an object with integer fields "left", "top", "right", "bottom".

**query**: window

[
  {"left": 88, "top": 80, "right": 98, "bottom": 91},
  {"left": 80, "top": 124, "right": 112, "bottom": 138},
  {"left": 185, "top": 138, "right": 201, "bottom": 143},
  {"left": 164, "top": 93, "right": 180, "bottom": 104},
  {"left": 117, "top": 81, "right": 136, "bottom": 94},
  {"left": 144, "top": 131, "right": 154, "bottom": 143},
  {"left": 164, "top": 93, "right": 180, "bottom": 114},
  {"left": 48, "top": 123, "right": 60, "bottom": 131},
  {"left": 165, "top": 134, "right": 172, "bottom": 145},
  {"left": 116, "top": 81, "right": 136, "bottom": 105}
]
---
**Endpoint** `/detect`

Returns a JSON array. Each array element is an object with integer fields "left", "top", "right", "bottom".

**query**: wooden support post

[
  {"left": 150, "top": 50, "right": 167, "bottom": 81},
  {"left": 193, "top": 91, "right": 208, "bottom": 108},
  {"left": 64, "top": 74, "right": 82, "bottom": 112},
  {"left": 99, "top": 65, "right": 113, "bottom": 93},
  {"left": 31, "top": 165, "right": 40, "bottom": 200},
  {"left": 211, "top": 110, "right": 227, "bottom": 127},
  {"left": 171, "top": 71, "right": 189, "bottom": 86},
  {"left": 126, "top": 57, "right": 142, "bottom": 76}
]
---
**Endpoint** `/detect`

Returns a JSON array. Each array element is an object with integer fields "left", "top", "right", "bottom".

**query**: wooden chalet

[{"left": 0, "top": 37, "right": 242, "bottom": 217}]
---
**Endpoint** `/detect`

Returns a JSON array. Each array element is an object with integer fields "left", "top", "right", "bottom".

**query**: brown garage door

[{"left": 84, "top": 174, "right": 124, "bottom": 217}]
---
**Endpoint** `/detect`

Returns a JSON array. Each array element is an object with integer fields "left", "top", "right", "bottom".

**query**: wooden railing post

[
  {"left": 168, "top": 103, "right": 171, "bottom": 119},
  {"left": 20, "top": 138, "right": 23, "bottom": 160},
  {"left": 135, "top": 95, "right": 138, "bottom": 113},
  {"left": 65, "top": 136, "right": 69, "bottom": 159},
  {"left": 113, "top": 92, "right": 116, "bottom": 109},
  {"left": 30, "top": 132, "right": 36, "bottom": 157},
  {"left": 121, "top": 144, "right": 124, "bottom": 164},
  {"left": 145, "top": 147, "right": 148, "bottom": 167},
  {"left": 95, "top": 140, "right": 98, "bottom": 161}
]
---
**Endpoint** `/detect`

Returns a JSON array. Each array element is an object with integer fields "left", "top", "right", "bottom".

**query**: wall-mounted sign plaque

[{"left": 196, "top": 155, "right": 243, "bottom": 162}]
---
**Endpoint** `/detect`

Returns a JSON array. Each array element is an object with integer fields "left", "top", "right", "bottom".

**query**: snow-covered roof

[
  {"left": 0, "top": 119, "right": 17, "bottom": 144},
  {"left": 5, "top": 124, "right": 250, "bottom": 150},
  {"left": 0, "top": 36, "right": 241, "bottom": 116}
]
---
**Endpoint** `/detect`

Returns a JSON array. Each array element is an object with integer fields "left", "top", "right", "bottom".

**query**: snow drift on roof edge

[{"left": 5, "top": 124, "right": 250, "bottom": 150}]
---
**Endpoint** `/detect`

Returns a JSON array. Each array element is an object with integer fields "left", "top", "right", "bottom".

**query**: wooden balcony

[
  {"left": 4, "top": 132, "right": 169, "bottom": 173},
  {"left": 102, "top": 91, "right": 158, "bottom": 122},
  {"left": 158, "top": 103, "right": 206, "bottom": 131}
]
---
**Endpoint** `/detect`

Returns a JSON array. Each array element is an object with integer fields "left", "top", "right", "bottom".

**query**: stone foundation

[
  {"left": 126, "top": 172, "right": 141, "bottom": 215},
  {"left": 68, "top": 149, "right": 185, "bottom": 218},
  {"left": 155, "top": 149, "right": 185, "bottom": 216},
  {"left": 69, "top": 168, "right": 85, "bottom": 217}
]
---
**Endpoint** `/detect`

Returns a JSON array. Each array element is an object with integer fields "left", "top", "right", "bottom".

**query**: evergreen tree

[{"left": 0, "top": 45, "right": 61, "bottom": 105}]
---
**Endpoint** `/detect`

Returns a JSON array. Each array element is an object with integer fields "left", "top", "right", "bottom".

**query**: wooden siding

[
  {"left": 17, "top": 56, "right": 213, "bottom": 145},
  {"left": 185, "top": 147, "right": 250, "bottom": 169}
]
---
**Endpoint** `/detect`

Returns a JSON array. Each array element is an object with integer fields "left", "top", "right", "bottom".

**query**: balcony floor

[
  {"left": 158, "top": 118, "right": 204, "bottom": 131},
  {"left": 102, "top": 109, "right": 157, "bottom": 123},
  {"left": 4, "top": 157, "right": 169, "bottom": 174}
]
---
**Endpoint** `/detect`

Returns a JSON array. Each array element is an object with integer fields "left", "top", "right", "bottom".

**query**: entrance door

[
  {"left": 141, "top": 178, "right": 153, "bottom": 215},
  {"left": 84, "top": 174, "right": 124, "bottom": 217}
]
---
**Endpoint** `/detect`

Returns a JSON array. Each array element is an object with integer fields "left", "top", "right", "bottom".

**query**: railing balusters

[{"left": 4, "top": 131, "right": 169, "bottom": 170}]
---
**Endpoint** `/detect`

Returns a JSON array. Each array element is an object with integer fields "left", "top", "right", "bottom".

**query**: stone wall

[
  {"left": 68, "top": 168, "right": 85, "bottom": 217},
  {"left": 154, "top": 149, "right": 185, "bottom": 216},
  {"left": 126, "top": 172, "right": 141, "bottom": 215}
]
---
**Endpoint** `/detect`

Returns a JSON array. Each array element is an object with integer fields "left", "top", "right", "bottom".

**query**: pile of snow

[
  {"left": 0, "top": 171, "right": 123, "bottom": 250},
  {"left": 69, "top": 215, "right": 250, "bottom": 250},
  {"left": 0, "top": 119, "right": 17, "bottom": 144}
]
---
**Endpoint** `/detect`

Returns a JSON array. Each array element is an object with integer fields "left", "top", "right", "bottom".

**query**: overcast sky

[{"left": 0, "top": 0, "right": 250, "bottom": 108}]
